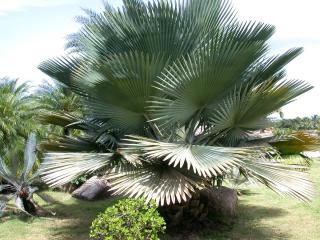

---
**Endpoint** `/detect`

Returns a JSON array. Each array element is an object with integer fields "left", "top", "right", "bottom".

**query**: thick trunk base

[
  {"left": 160, "top": 186, "right": 237, "bottom": 228},
  {"left": 22, "top": 198, "right": 37, "bottom": 215},
  {"left": 201, "top": 186, "right": 238, "bottom": 225}
]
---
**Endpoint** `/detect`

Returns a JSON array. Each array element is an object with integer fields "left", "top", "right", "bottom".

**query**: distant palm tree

[
  {"left": 275, "top": 115, "right": 320, "bottom": 131},
  {"left": 39, "top": 0, "right": 314, "bottom": 205},
  {"left": 35, "top": 81, "right": 81, "bottom": 114},
  {"left": 0, "top": 78, "right": 34, "bottom": 154},
  {"left": 32, "top": 81, "right": 84, "bottom": 153}
]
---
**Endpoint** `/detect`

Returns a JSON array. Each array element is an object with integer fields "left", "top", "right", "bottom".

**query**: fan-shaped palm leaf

[
  {"left": 40, "top": 153, "right": 113, "bottom": 186},
  {"left": 107, "top": 163, "right": 202, "bottom": 206},
  {"left": 121, "top": 135, "right": 258, "bottom": 177}
]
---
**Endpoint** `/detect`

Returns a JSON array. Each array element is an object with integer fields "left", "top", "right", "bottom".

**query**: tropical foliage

[
  {"left": 274, "top": 115, "right": 320, "bottom": 131},
  {"left": 0, "top": 78, "right": 35, "bottom": 155},
  {"left": 35, "top": 80, "right": 82, "bottom": 115},
  {"left": 271, "top": 131, "right": 319, "bottom": 155},
  {"left": 0, "top": 134, "right": 45, "bottom": 216},
  {"left": 270, "top": 131, "right": 320, "bottom": 166},
  {"left": 35, "top": 81, "right": 83, "bottom": 144},
  {"left": 39, "top": 0, "right": 314, "bottom": 205}
]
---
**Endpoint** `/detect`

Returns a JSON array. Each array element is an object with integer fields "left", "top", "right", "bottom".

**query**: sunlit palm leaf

[
  {"left": 245, "top": 48, "right": 303, "bottom": 87},
  {"left": 0, "top": 201, "right": 6, "bottom": 217},
  {"left": 278, "top": 154, "right": 312, "bottom": 167},
  {"left": 240, "top": 161, "right": 314, "bottom": 201},
  {"left": 22, "top": 133, "right": 37, "bottom": 180},
  {"left": 0, "top": 157, "right": 19, "bottom": 188},
  {"left": 122, "top": 135, "right": 259, "bottom": 178},
  {"left": 270, "top": 131, "right": 320, "bottom": 155},
  {"left": 39, "top": 136, "right": 99, "bottom": 152},
  {"left": 38, "top": 57, "right": 81, "bottom": 88},
  {"left": 38, "top": 111, "right": 83, "bottom": 128},
  {"left": 107, "top": 163, "right": 203, "bottom": 206},
  {"left": 40, "top": 153, "right": 113, "bottom": 186}
]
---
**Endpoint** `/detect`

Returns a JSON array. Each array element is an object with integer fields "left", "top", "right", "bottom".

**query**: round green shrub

[{"left": 90, "top": 198, "right": 166, "bottom": 240}]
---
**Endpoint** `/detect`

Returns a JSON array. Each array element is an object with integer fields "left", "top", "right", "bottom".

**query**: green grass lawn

[
  {"left": 202, "top": 161, "right": 320, "bottom": 240},
  {"left": 1, "top": 161, "right": 320, "bottom": 240},
  {"left": 0, "top": 192, "right": 118, "bottom": 240}
]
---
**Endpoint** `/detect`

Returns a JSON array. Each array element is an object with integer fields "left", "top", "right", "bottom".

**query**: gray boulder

[{"left": 72, "top": 176, "right": 112, "bottom": 201}]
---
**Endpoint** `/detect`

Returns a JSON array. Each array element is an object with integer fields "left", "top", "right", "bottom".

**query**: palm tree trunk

[
  {"left": 22, "top": 198, "right": 37, "bottom": 215},
  {"left": 159, "top": 187, "right": 238, "bottom": 227}
]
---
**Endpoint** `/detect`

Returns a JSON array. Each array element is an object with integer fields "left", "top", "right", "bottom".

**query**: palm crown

[
  {"left": 0, "top": 79, "right": 35, "bottom": 156},
  {"left": 39, "top": 0, "right": 314, "bottom": 205}
]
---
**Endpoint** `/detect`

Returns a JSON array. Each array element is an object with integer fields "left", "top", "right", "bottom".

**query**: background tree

[
  {"left": 274, "top": 115, "right": 320, "bottom": 131},
  {"left": 35, "top": 81, "right": 82, "bottom": 138},
  {"left": 0, "top": 79, "right": 35, "bottom": 154}
]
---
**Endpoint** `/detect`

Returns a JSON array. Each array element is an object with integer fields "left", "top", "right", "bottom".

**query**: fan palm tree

[{"left": 39, "top": 0, "right": 314, "bottom": 206}]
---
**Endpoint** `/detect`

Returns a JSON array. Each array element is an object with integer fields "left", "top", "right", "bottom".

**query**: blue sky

[{"left": 0, "top": 0, "right": 319, "bottom": 118}]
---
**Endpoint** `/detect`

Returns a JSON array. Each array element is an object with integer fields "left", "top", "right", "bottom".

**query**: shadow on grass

[
  {"left": 164, "top": 204, "right": 289, "bottom": 240},
  {"left": 238, "top": 188, "right": 260, "bottom": 196},
  {"left": 43, "top": 196, "right": 119, "bottom": 240},
  {"left": 43, "top": 193, "right": 289, "bottom": 240},
  {"left": 2, "top": 192, "right": 119, "bottom": 240}
]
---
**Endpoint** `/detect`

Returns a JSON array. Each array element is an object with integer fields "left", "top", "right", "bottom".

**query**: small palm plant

[
  {"left": 0, "top": 134, "right": 43, "bottom": 216},
  {"left": 39, "top": 0, "right": 314, "bottom": 206},
  {"left": 270, "top": 131, "right": 320, "bottom": 166}
]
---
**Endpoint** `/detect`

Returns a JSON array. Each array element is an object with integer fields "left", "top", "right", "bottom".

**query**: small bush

[
  {"left": 70, "top": 174, "right": 89, "bottom": 186},
  {"left": 90, "top": 198, "right": 166, "bottom": 240}
]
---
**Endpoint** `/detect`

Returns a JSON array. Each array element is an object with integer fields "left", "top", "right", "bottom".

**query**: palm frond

[
  {"left": 150, "top": 21, "right": 273, "bottom": 126},
  {"left": 107, "top": 163, "right": 202, "bottom": 206},
  {"left": 278, "top": 154, "right": 312, "bottom": 167},
  {"left": 39, "top": 136, "right": 100, "bottom": 152},
  {"left": 240, "top": 160, "right": 314, "bottom": 201},
  {"left": 0, "top": 184, "right": 10, "bottom": 191},
  {"left": 38, "top": 111, "right": 83, "bottom": 128},
  {"left": 246, "top": 48, "right": 303, "bottom": 87},
  {"left": 40, "top": 153, "right": 113, "bottom": 186},
  {"left": 270, "top": 131, "right": 320, "bottom": 155},
  {"left": 22, "top": 133, "right": 37, "bottom": 180},
  {"left": 0, "top": 157, "right": 18, "bottom": 188},
  {"left": 122, "top": 135, "right": 258, "bottom": 178},
  {"left": 0, "top": 201, "right": 6, "bottom": 217},
  {"left": 203, "top": 80, "right": 312, "bottom": 145},
  {"left": 38, "top": 57, "right": 81, "bottom": 89}
]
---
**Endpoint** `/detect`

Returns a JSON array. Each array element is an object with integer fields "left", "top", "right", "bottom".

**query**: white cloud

[
  {"left": 233, "top": 0, "right": 320, "bottom": 40},
  {"left": 0, "top": 0, "right": 105, "bottom": 85},
  {"left": 234, "top": 0, "right": 320, "bottom": 118},
  {"left": 0, "top": 31, "right": 67, "bottom": 86},
  {"left": 280, "top": 43, "right": 320, "bottom": 118},
  {"left": 0, "top": 0, "right": 78, "bottom": 15}
]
